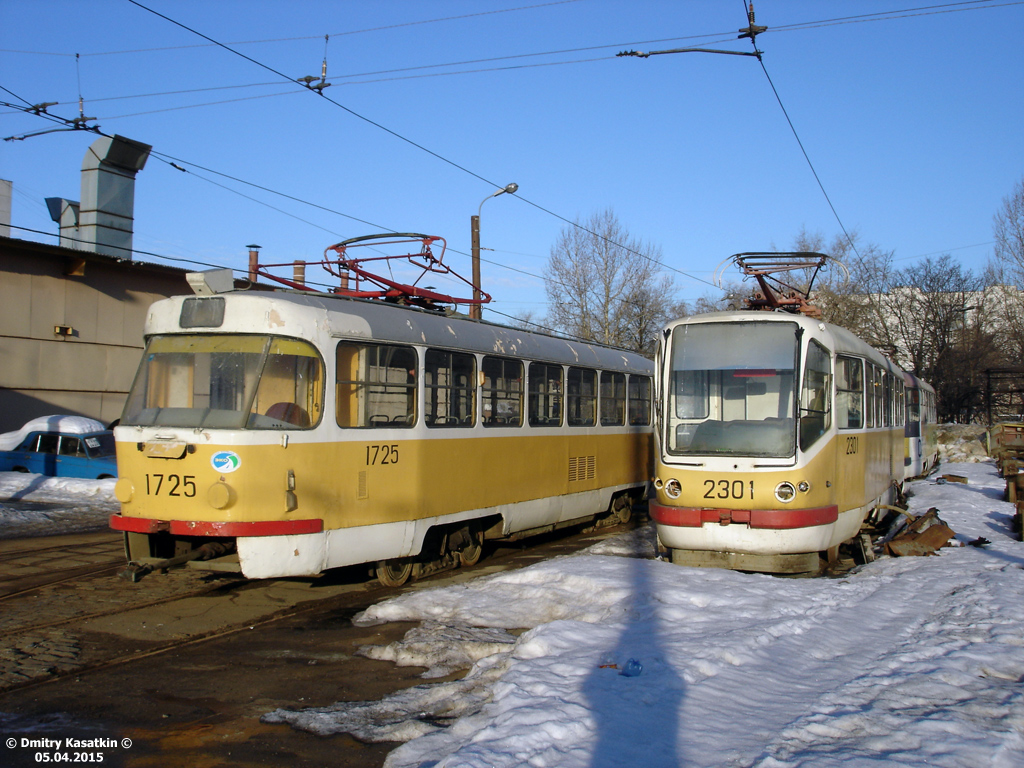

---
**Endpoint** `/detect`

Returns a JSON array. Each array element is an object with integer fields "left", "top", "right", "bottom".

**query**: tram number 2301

[{"left": 703, "top": 479, "right": 754, "bottom": 500}]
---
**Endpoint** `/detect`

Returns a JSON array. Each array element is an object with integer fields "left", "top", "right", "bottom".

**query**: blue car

[{"left": 0, "top": 415, "right": 118, "bottom": 479}]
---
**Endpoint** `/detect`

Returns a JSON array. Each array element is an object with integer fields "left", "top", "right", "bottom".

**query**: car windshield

[
  {"left": 121, "top": 334, "right": 324, "bottom": 429},
  {"left": 84, "top": 433, "right": 116, "bottom": 457},
  {"left": 667, "top": 321, "right": 798, "bottom": 458}
]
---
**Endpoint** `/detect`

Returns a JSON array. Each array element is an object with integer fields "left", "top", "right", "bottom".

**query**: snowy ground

[
  {"left": 267, "top": 461, "right": 1024, "bottom": 768},
  {"left": 3, "top": 456, "right": 1023, "bottom": 768}
]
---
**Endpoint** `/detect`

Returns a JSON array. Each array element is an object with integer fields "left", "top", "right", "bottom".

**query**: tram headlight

[
  {"left": 114, "top": 478, "right": 134, "bottom": 503},
  {"left": 207, "top": 481, "right": 236, "bottom": 510},
  {"left": 665, "top": 479, "right": 682, "bottom": 499},
  {"left": 774, "top": 482, "right": 797, "bottom": 503},
  {"left": 798, "top": 481, "right": 810, "bottom": 493}
]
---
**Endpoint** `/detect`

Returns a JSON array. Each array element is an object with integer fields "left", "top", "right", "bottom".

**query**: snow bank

[
  {"left": 936, "top": 423, "right": 990, "bottom": 463},
  {"left": 0, "top": 473, "right": 117, "bottom": 539}
]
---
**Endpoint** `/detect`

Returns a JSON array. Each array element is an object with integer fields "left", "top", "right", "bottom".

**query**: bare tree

[
  {"left": 544, "top": 209, "right": 685, "bottom": 355},
  {"left": 506, "top": 308, "right": 543, "bottom": 333},
  {"left": 994, "top": 176, "right": 1024, "bottom": 279},
  {"left": 789, "top": 228, "right": 897, "bottom": 346},
  {"left": 988, "top": 178, "right": 1024, "bottom": 366},
  {"left": 789, "top": 229, "right": 1002, "bottom": 421}
]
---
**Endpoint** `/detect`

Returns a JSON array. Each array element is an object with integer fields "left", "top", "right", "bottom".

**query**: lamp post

[{"left": 470, "top": 182, "right": 518, "bottom": 320}]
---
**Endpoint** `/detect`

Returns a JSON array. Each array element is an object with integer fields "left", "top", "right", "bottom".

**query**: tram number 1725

[
  {"left": 366, "top": 444, "right": 399, "bottom": 466},
  {"left": 703, "top": 479, "right": 754, "bottom": 500},
  {"left": 145, "top": 474, "right": 198, "bottom": 497}
]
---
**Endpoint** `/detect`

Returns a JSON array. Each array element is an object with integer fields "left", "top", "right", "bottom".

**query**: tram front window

[
  {"left": 668, "top": 322, "right": 798, "bottom": 458},
  {"left": 122, "top": 334, "right": 324, "bottom": 429}
]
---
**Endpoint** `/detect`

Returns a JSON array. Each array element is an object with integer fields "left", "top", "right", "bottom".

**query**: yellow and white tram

[
  {"left": 903, "top": 371, "right": 938, "bottom": 479},
  {"left": 110, "top": 275, "right": 653, "bottom": 584},
  {"left": 652, "top": 311, "right": 909, "bottom": 573}
]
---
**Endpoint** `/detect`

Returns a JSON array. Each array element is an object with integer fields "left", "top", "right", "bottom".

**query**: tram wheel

[
  {"left": 376, "top": 559, "right": 413, "bottom": 587},
  {"left": 458, "top": 528, "right": 484, "bottom": 567}
]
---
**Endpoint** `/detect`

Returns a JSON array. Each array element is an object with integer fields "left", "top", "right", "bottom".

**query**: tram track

[
  {"left": 0, "top": 518, "right": 639, "bottom": 767},
  {"left": 0, "top": 537, "right": 120, "bottom": 560},
  {"left": 0, "top": 531, "right": 126, "bottom": 598},
  {"left": 0, "top": 578, "right": 366, "bottom": 696},
  {"left": 0, "top": 577, "right": 232, "bottom": 637},
  {"left": 0, "top": 561, "right": 124, "bottom": 602},
  {"left": 0, "top": 518, "right": 637, "bottom": 697}
]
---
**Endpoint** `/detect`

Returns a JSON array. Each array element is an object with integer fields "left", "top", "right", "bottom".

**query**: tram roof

[{"left": 146, "top": 289, "right": 653, "bottom": 374}]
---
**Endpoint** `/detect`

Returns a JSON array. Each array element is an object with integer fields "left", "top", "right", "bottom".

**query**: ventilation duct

[
  {"left": 0, "top": 179, "right": 11, "bottom": 238},
  {"left": 49, "top": 135, "right": 151, "bottom": 259}
]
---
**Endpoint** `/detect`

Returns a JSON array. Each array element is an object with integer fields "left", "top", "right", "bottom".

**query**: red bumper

[
  {"left": 109, "top": 514, "right": 324, "bottom": 537},
  {"left": 650, "top": 501, "right": 838, "bottom": 529}
]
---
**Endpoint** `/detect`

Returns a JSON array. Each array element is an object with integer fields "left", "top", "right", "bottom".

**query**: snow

[
  {"left": 0, "top": 473, "right": 117, "bottom": 539},
  {"left": 3, "top": 450, "right": 1023, "bottom": 767},
  {"left": 0, "top": 415, "right": 107, "bottom": 450},
  {"left": 268, "top": 461, "right": 1024, "bottom": 768}
]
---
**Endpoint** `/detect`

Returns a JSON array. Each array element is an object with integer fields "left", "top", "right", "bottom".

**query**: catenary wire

[
  {"left": 7, "top": 4, "right": 1003, "bottom": 317},
  {"left": 122, "top": 0, "right": 720, "bottom": 292}
]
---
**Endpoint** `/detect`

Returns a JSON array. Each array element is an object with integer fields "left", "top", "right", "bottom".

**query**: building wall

[{"left": 0, "top": 237, "right": 191, "bottom": 432}]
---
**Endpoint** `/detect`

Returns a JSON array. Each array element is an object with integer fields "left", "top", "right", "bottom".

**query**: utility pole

[{"left": 470, "top": 183, "right": 518, "bottom": 320}]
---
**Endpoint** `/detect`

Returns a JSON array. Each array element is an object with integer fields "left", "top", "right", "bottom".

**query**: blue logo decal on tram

[{"left": 211, "top": 451, "right": 241, "bottom": 473}]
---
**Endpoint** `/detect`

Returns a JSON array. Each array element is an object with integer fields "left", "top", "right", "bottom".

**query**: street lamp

[{"left": 470, "top": 182, "right": 518, "bottom": 320}]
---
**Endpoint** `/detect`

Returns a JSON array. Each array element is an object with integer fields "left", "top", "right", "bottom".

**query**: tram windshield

[
  {"left": 121, "top": 334, "right": 324, "bottom": 429},
  {"left": 667, "top": 321, "right": 798, "bottom": 457}
]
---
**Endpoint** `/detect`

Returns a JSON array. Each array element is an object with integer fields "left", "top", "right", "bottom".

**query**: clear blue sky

[{"left": 2, "top": 1, "right": 1022, "bottom": 323}]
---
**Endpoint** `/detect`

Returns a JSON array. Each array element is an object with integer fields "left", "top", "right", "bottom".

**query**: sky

[
  {"left": 3, "top": 445, "right": 1023, "bottom": 766},
  {"left": 1, "top": 1, "right": 1023, "bottom": 325}
]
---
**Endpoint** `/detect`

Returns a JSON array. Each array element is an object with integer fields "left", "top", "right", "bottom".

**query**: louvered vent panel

[{"left": 569, "top": 456, "right": 596, "bottom": 482}]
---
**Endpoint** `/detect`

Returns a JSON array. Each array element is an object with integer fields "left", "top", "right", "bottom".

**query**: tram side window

[
  {"left": 567, "top": 367, "right": 597, "bottom": 427},
  {"left": 482, "top": 356, "right": 523, "bottom": 427},
  {"left": 628, "top": 375, "right": 652, "bottom": 426},
  {"left": 896, "top": 378, "right": 905, "bottom": 426},
  {"left": 836, "top": 356, "right": 863, "bottom": 430},
  {"left": 873, "top": 366, "right": 884, "bottom": 428},
  {"left": 528, "top": 363, "right": 563, "bottom": 427},
  {"left": 799, "top": 339, "right": 832, "bottom": 451},
  {"left": 336, "top": 342, "right": 417, "bottom": 428},
  {"left": 907, "top": 387, "right": 921, "bottom": 423},
  {"left": 425, "top": 349, "right": 475, "bottom": 427},
  {"left": 600, "top": 371, "right": 626, "bottom": 426},
  {"left": 864, "top": 364, "right": 876, "bottom": 428},
  {"left": 882, "top": 373, "right": 893, "bottom": 427}
]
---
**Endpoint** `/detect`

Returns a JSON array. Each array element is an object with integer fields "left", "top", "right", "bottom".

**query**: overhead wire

[
  {"left": 6, "top": 1, "right": 1008, "bottom": 321},
  {"left": 0, "top": 1, "right": 587, "bottom": 58},
  {"left": 733, "top": 0, "right": 861, "bottom": 260},
  {"left": 6, "top": 2, "right": 1016, "bottom": 116},
  {"left": 122, "top": 0, "right": 720, "bottom": 295}
]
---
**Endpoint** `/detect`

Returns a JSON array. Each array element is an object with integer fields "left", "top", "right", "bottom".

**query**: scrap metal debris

[{"left": 884, "top": 507, "right": 956, "bottom": 558}]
